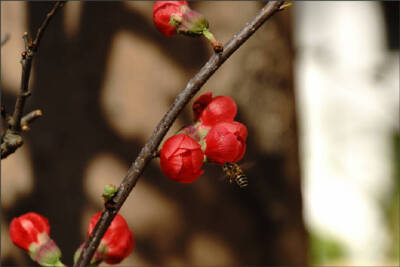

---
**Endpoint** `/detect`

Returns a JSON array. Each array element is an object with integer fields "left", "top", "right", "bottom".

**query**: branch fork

[{"left": 1, "top": 2, "right": 64, "bottom": 159}]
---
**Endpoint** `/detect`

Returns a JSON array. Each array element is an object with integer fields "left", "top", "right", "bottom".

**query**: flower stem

[{"left": 202, "top": 28, "right": 223, "bottom": 53}]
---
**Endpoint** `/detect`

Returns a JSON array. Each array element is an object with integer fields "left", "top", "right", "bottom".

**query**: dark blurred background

[{"left": 1, "top": 1, "right": 398, "bottom": 266}]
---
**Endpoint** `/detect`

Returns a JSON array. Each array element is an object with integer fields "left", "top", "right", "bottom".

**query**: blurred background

[{"left": 1, "top": 1, "right": 398, "bottom": 266}]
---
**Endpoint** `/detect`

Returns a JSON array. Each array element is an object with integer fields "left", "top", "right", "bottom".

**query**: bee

[{"left": 222, "top": 162, "right": 248, "bottom": 189}]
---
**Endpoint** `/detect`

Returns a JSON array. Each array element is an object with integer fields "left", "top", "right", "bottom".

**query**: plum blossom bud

[
  {"left": 89, "top": 212, "right": 134, "bottom": 265},
  {"left": 152, "top": 1, "right": 222, "bottom": 52},
  {"left": 193, "top": 92, "right": 237, "bottom": 127},
  {"left": 204, "top": 121, "right": 248, "bottom": 164},
  {"left": 9, "top": 212, "right": 64, "bottom": 267},
  {"left": 9, "top": 212, "right": 49, "bottom": 251},
  {"left": 160, "top": 133, "right": 204, "bottom": 183},
  {"left": 153, "top": 1, "right": 188, "bottom": 36},
  {"left": 74, "top": 212, "right": 134, "bottom": 265}
]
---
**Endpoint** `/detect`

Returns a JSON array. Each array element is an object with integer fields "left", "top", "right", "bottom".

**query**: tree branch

[
  {"left": 1, "top": 1, "right": 64, "bottom": 159},
  {"left": 21, "top": 109, "right": 43, "bottom": 131},
  {"left": 11, "top": 1, "right": 64, "bottom": 132},
  {"left": 74, "top": 1, "right": 285, "bottom": 266}
]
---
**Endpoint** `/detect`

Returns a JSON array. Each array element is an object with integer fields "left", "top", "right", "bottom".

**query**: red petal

[
  {"left": 177, "top": 168, "right": 203, "bottom": 183},
  {"left": 153, "top": 1, "right": 188, "bottom": 11},
  {"left": 201, "top": 96, "right": 237, "bottom": 126},
  {"left": 161, "top": 152, "right": 183, "bottom": 179},
  {"left": 161, "top": 134, "right": 204, "bottom": 183},
  {"left": 153, "top": 1, "right": 188, "bottom": 36},
  {"left": 88, "top": 212, "right": 102, "bottom": 235},
  {"left": 10, "top": 219, "right": 31, "bottom": 250},
  {"left": 219, "top": 121, "right": 248, "bottom": 141},
  {"left": 88, "top": 213, "right": 134, "bottom": 264},
  {"left": 174, "top": 149, "right": 204, "bottom": 183},
  {"left": 179, "top": 134, "right": 202, "bottom": 151},
  {"left": 104, "top": 231, "right": 134, "bottom": 264},
  {"left": 205, "top": 127, "right": 239, "bottom": 164},
  {"left": 161, "top": 134, "right": 185, "bottom": 159},
  {"left": 193, "top": 92, "right": 213, "bottom": 120},
  {"left": 180, "top": 150, "right": 192, "bottom": 171},
  {"left": 234, "top": 143, "right": 246, "bottom": 162},
  {"left": 9, "top": 212, "right": 50, "bottom": 251},
  {"left": 191, "top": 149, "right": 204, "bottom": 173}
]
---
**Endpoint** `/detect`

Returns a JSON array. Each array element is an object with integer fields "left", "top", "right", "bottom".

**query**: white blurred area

[{"left": 294, "top": 2, "right": 399, "bottom": 266}]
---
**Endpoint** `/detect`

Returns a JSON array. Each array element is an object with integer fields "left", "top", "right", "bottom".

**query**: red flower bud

[
  {"left": 153, "top": 1, "right": 223, "bottom": 52},
  {"left": 87, "top": 212, "right": 134, "bottom": 265},
  {"left": 204, "top": 121, "right": 248, "bottom": 164},
  {"left": 10, "top": 212, "right": 64, "bottom": 266},
  {"left": 153, "top": 1, "right": 188, "bottom": 37},
  {"left": 193, "top": 92, "right": 237, "bottom": 126},
  {"left": 9, "top": 212, "right": 50, "bottom": 251},
  {"left": 160, "top": 133, "right": 204, "bottom": 183}
]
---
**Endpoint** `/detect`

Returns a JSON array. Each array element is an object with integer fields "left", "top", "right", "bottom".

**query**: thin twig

[
  {"left": 74, "top": 1, "right": 285, "bottom": 266},
  {"left": 1, "top": 2, "right": 64, "bottom": 159},
  {"left": 21, "top": 109, "right": 43, "bottom": 131},
  {"left": 32, "top": 2, "right": 65, "bottom": 49},
  {"left": 11, "top": 1, "right": 64, "bottom": 132}
]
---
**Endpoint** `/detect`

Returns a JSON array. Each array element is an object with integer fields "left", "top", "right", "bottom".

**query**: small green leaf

[{"left": 102, "top": 184, "right": 117, "bottom": 200}]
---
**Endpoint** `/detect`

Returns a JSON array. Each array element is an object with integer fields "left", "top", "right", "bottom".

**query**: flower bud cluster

[{"left": 160, "top": 92, "right": 247, "bottom": 183}]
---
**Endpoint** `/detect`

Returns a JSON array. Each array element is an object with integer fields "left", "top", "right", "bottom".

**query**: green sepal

[
  {"left": 169, "top": 14, "right": 182, "bottom": 28},
  {"left": 199, "top": 139, "right": 207, "bottom": 152},
  {"left": 177, "top": 9, "right": 209, "bottom": 37},
  {"left": 197, "top": 127, "right": 210, "bottom": 140},
  {"left": 28, "top": 235, "right": 65, "bottom": 267}
]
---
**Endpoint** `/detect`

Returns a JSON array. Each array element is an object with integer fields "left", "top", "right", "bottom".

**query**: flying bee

[{"left": 222, "top": 162, "right": 248, "bottom": 189}]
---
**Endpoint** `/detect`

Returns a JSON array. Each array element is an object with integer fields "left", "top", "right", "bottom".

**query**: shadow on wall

[{"left": 1, "top": 2, "right": 306, "bottom": 266}]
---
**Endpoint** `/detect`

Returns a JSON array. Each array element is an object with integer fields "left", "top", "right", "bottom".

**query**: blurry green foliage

[
  {"left": 382, "top": 132, "right": 400, "bottom": 262},
  {"left": 309, "top": 232, "right": 347, "bottom": 265}
]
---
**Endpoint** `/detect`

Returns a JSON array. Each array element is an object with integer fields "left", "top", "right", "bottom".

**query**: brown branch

[
  {"left": 74, "top": 1, "right": 285, "bottom": 266},
  {"left": 1, "top": 2, "right": 64, "bottom": 159},
  {"left": 21, "top": 109, "right": 43, "bottom": 131},
  {"left": 11, "top": 1, "right": 64, "bottom": 132}
]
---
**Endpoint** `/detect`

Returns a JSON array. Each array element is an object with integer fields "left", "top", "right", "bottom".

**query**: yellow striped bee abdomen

[{"left": 222, "top": 162, "right": 248, "bottom": 189}]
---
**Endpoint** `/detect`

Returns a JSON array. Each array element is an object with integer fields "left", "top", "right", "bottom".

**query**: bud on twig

[
  {"left": 193, "top": 92, "right": 237, "bottom": 127},
  {"left": 160, "top": 133, "right": 205, "bottom": 183},
  {"left": 153, "top": 1, "right": 223, "bottom": 52},
  {"left": 204, "top": 121, "right": 248, "bottom": 164},
  {"left": 9, "top": 212, "right": 65, "bottom": 266},
  {"left": 74, "top": 213, "right": 134, "bottom": 265},
  {"left": 102, "top": 184, "right": 117, "bottom": 201}
]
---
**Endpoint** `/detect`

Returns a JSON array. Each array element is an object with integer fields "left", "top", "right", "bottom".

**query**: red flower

[
  {"left": 10, "top": 212, "right": 64, "bottom": 266},
  {"left": 193, "top": 92, "right": 237, "bottom": 126},
  {"left": 152, "top": 1, "right": 222, "bottom": 52},
  {"left": 153, "top": 1, "right": 188, "bottom": 36},
  {"left": 204, "top": 121, "right": 248, "bottom": 164},
  {"left": 160, "top": 133, "right": 204, "bottom": 183},
  {"left": 88, "top": 212, "right": 134, "bottom": 265},
  {"left": 9, "top": 212, "right": 50, "bottom": 251}
]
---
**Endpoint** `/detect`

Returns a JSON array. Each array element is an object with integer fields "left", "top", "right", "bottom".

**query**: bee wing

[
  {"left": 238, "top": 161, "right": 255, "bottom": 170},
  {"left": 217, "top": 174, "right": 228, "bottom": 182}
]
